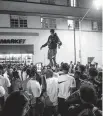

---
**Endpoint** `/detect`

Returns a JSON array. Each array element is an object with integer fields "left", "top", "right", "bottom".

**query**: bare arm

[
  {"left": 40, "top": 38, "right": 49, "bottom": 49},
  {"left": 41, "top": 42, "right": 48, "bottom": 48},
  {"left": 56, "top": 35, "right": 62, "bottom": 48}
]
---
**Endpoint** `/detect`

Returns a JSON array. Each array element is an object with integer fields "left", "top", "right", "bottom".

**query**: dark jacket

[
  {"left": 65, "top": 91, "right": 101, "bottom": 116},
  {"left": 42, "top": 33, "right": 62, "bottom": 49}
]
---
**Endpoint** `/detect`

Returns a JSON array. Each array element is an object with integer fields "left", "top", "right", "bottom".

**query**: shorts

[{"left": 48, "top": 49, "right": 57, "bottom": 60}]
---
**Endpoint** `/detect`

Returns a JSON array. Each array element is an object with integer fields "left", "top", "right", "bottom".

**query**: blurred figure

[
  {"left": 74, "top": 70, "right": 82, "bottom": 90},
  {"left": 88, "top": 68, "right": 102, "bottom": 98},
  {"left": 1, "top": 91, "right": 29, "bottom": 116},
  {"left": 79, "top": 65, "right": 88, "bottom": 80},
  {"left": 66, "top": 83, "right": 102, "bottom": 116},
  {"left": 22, "top": 67, "right": 27, "bottom": 81},
  {"left": 22, "top": 68, "right": 31, "bottom": 91},
  {"left": 12, "top": 71, "right": 22, "bottom": 92},
  {"left": 75, "top": 61, "right": 80, "bottom": 71},
  {"left": 43, "top": 69, "right": 58, "bottom": 116},
  {"left": 58, "top": 63, "right": 76, "bottom": 116},
  {"left": 0, "top": 86, "right": 5, "bottom": 111},
  {"left": 40, "top": 29, "right": 62, "bottom": 68},
  {"left": 69, "top": 61, "right": 74, "bottom": 73},
  {"left": 18, "top": 67, "right": 22, "bottom": 81},
  {"left": 0, "top": 65, "right": 11, "bottom": 100},
  {"left": 26, "top": 67, "right": 41, "bottom": 116},
  {"left": 88, "top": 68, "right": 98, "bottom": 85}
]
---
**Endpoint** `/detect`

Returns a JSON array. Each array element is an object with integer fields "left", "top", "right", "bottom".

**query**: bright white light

[{"left": 93, "top": 0, "right": 102, "bottom": 10}]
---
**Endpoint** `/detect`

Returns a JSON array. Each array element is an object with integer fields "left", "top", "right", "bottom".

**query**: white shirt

[
  {"left": 27, "top": 79, "right": 41, "bottom": 98},
  {"left": 3, "top": 72, "right": 11, "bottom": 85},
  {"left": 53, "top": 72, "right": 59, "bottom": 78},
  {"left": 58, "top": 74, "right": 76, "bottom": 99},
  {"left": 22, "top": 71, "right": 27, "bottom": 81},
  {"left": 46, "top": 77, "right": 58, "bottom": 106},
  {"left": 0, "top": 86, "right": 5, "bottom": 97},
  {"left": 3, "top": 71, "right": 10, "bottom": 81},
  {"left": 18, "top": 70, "right": 22, "bottom": 81},
  {"left": 0, "top": 75, "right": 11, "bottom": 93}
]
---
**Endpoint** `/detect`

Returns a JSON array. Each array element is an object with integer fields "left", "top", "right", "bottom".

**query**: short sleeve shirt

[
  {"left": 58, "top": 74, "right": 76, "bottom": 99},
  {"left": 46, "top": 77, "right": 58, "bottom": 106},
  {"left": 27, "top": 79, "right": 41, "bottom": 98},
  {"left": 0, "top": 75, "right": 11, "bottom": 93}
]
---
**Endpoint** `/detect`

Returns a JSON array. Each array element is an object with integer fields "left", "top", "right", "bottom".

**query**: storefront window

[{"left": 0, "top": 54, "right": 33, "bottom": 65}]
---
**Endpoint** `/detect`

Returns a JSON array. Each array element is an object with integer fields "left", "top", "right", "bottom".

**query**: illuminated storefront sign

[{"left": 0, "top": 39, "right": 26, "bottom": 44}]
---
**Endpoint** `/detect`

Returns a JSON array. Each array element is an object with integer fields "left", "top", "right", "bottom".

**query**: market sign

[{"left": 0, "top": 39, "right": 26, "bottom": 44}]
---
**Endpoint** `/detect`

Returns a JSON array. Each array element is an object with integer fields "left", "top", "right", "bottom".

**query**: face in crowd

[{"left": 50, "top": 29, "right": 55, "bottom": 36}]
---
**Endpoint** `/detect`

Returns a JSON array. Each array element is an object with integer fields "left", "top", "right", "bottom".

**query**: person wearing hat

[{"left": 40, "top": 29, "right": 62, "bottom": 68}]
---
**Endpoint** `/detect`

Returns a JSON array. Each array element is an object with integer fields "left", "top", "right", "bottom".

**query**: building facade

[{"left": 0, "top": 0, "right": 102, "bottom": 65}]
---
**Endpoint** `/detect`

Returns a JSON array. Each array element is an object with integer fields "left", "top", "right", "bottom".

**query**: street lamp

[
  {"left": 93, "top": 0, "right": 102, "bottom": 10},
  {"left": 79, "top": 0, "right": 102, "bottom": 64}
]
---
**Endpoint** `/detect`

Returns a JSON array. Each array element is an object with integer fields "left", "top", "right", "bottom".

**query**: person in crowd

[
  {"left": 12, "top": 68, "right": 18, "bottom": 79},
  {"left": 65, "top": 83, "right": 102, "bottom": 116},
  {"left": 79, "top": 65, "right": 88, "bottom": 80},
  {"left": 0, "top": 65, "right": 11, "bottom": 100},
  {"left": 97, "top": 71, "right": 102, "bottom": 92},
  {"left": 88, "top": 68, "right": 102, "bottom": 99},
  {"left": 7, "top": 65, "right": 13, "bottom": 92},
  {"left": 18, "top": 66, "right": 22, "bottom": 81},
  {"left": 75, "top": 62, "right": 80, "bottom": 71},
  {"left": 26, "top": 67, "right": 41, "bottom": 116},
  {"left": 88, "top": 68, "right": 99, "bottom": 86},
  {"left": 22, "top": 68, "right": 31, "bottom": 91},
  {"left": 1, "top": 91, "right": 29, "bottom": 116},
  {"left": 33, "top": 65, "right": 42, "bottom": 85},
  {"left": 73, "top": 63, "right": 76, "bottom": 73},
  {"left": 74, "top": 70, "right": 82, "bottom": 90},
  {"left": 69, "top": 61, "right": 74, "bottom": 73},
  {"left": 58, "top": 63, "right": 76, "bottom": 116},
  {"left": 0, "top": 86, "right": 5, "bottom": 111},
  {"left": 3, "top": 67, "right": 11, "bottom": 93},
  {"left": 40, "top": 29, "right": 62, "bottom": 68},
  {"left": 3, "top": 67, "right": 9, "bottom": 80},
  {"left": 43, "top": 69, "right": 58, "bottom": 116},
  {"left": 97, "top": 72, "right": 102, "bottom": 98},
  {"left": 12, "top": 71, "right": 22, "bottom": 92},
  {"left": 22, "top": 67, "right": 27, "bottom": 81}
]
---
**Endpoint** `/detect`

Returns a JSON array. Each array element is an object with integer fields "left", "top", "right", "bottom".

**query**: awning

[{"left": 0, "top": 45, "right": 34, "bottom": 54}]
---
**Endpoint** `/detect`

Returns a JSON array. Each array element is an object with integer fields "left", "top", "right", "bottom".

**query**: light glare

[{"left": 93, "top": 0, "right": 102, "bottom": 10}]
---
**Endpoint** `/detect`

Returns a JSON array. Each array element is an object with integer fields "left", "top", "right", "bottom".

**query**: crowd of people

[{"left": 0, "top": 61, "right": 102, "bottom": 116}]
